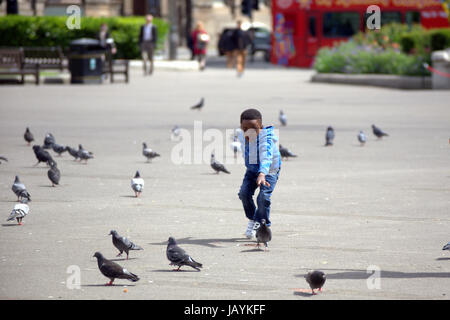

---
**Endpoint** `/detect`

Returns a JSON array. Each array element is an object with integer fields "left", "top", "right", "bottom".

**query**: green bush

[{"left": 0, "top": 16, "right": 169, "bottom": 59}]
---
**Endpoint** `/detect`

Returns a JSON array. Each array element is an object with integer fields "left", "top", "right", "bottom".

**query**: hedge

[
  {"left": 400, "top": 28, "right": 450, "bottom": 54},
  {"left": 0, "top": 16, "right": 169, "bottom": 59}
]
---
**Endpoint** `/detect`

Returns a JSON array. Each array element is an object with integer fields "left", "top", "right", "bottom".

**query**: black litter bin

[{"left": 69, "top": 38, "right": 105, "bottom": 84}]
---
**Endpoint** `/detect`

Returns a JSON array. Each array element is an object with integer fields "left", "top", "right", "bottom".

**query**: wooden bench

[
  {"left": 103, "top": 51, "right": 129, "bottom": 83},
  {"left": 0, "top": 48, "right": 40, "bottom": 84},
  {"left": 23, "top": 46, "right": 65, "bottom": 71}
]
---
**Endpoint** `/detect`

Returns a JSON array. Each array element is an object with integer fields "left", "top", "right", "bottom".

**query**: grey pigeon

[
  {"left": 305, "top": 270, "right": 327, "bottom": 295},
  {"left": 47, "top": 160, "right": 60, "bottom": 187},
  {"left": 443, "top": 242, "right": 450, "bottom": 251},
  {"left": 66, "top": 146, "right": 79, "bottom": 161},
  {"left": 190, "top": 97, "right": 204, "bottom": 111},
  {"left": 7, "top": 200, "right": 29, "bottom": 225},
  {"left": 210, "top": 153, "right": 230, "bottom": 174},
  {"left": 171, "top": 125, "right": 181, "bottom": 140},
  {"left": 372, "top": 124, "right": 389, "bottom": 139},
  {"left": 32, "top": 145, "right": 53, "bottom": 166},
  {"left": 52, "top": 143, "right": 68, "bottom": 156},
  {"left": 0, "top": 156, "right": 7, "bottom": 164},
  {"left": 255, "top": 219, "right": 272, "bottom": 250},
  {"left": 279, "top": 144, "right": 297, "bottom": 160},
  {"left": 109, "top": 230, "right": 143, "bottom": 260},
  {"left": 279, "top": 110, "right": 287, "bottom": 126},
  {"left": 43, "top": 133, "right": 55, "bottom": 149},
  {"left": 166, "top": 237, "right": 202, "bottom": 271},
  {"left": 77, "top": 144, "right": 93, "bottom": 163},
  {"left": 131, "top": 171, "right": 144, "bottom": 197},
  {"left": 24, "top": 127, "right": 34, "bottom": 145},
  {"left": 325, "top": 126, "right": 334, "bottom": 146},
  {"left": 142, "top": 143, "right": 160, "bottom": 162},
  {"left": 11, "top": 176, "right": 31, "bottom": 202},
  {"left": 358, "top": 131, "right": 367, "bottom": 146},
  {"left": 93, "top": 252, "right": 139, "bottom": 286}
]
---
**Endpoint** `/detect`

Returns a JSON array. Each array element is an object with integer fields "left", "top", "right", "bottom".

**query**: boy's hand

[{"left": 256, "top": 173, "right": 270, "bottom": 188}]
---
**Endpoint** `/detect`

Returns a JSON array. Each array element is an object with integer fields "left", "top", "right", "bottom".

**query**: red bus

[{"left": 271, "top": 0, "right": 449, "bottom": 67}]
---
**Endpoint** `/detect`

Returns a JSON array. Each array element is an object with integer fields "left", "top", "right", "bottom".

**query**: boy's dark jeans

[{"left": 238, "top": 169, "right": 280, "bottom": 226}]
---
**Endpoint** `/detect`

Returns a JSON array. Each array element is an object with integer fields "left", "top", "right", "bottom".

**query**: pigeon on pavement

[
  {"left": 109, "top": 230, "right": 143, "bottom": 260},
  {"left": 372, "top": 124, "right": 389, "bottom": 139},
  {"left": 142, "top": 143, "right": 160, "bottom": 162},
  {"left": 305, "top": 270, "right": 327, "bottom": 295},
  {"left": 66, "top": 146, "right": 79, "bottom": 161},
  {"left": 131, "top": 171, "right": 144, "bottom": 197},
  {"left": 52, "top": 143, "right": 68, "bottom": 156},
  {"left": 171, "top": 125, "right": 181, "bottom": 140},
  {"left": 230, "top": 135, "right": 242, "bottom": 159},
  {"left": 166, "top": 237, "right": 202, "bottom": 271},
  {"left": 255, "top": 219, "right": 272, "bottom": 251},
  {"left": 77, "top": 144, "right": 93, "bottom": 163},
  {"left": 12, "top": 176, "right": 31, "bottom": 202},
  {"left": 32, "top": 145, "right": 53, "bottom": 166},
  {"left": 7, "top": 200, "right": 29, "bottom": 225},
  {"left": 325, "top": 126, "right": 335, "bottom": 146},
  {"left": 24, "top": 127, "right": 34, "bottom": 145},
  {"left": 0, "top": 156, "right": 7, "bottom": 164},
  {"left": 43, "top": 133, "right": 55, "bottom": 149},
  {"left": 47, "top": 160, "right": 60, "bottom": 187},
  {"left": 358, "top": 131, "right": 367, "bottom": 146},
  {"left": 190, "top": 97, "right": 204, "bottom": 111},
  {"left": 210, "top": 153, "right": 230, "bottom": 174},
  {"left": 279, "top": 144, "right": 297, "bottom": 160},
  {"left": 93, "top": 252, "right": 139, "bottom": 286},
  {"left": 279, "top": 110, "right": 287, "bottom": 126},
  {"left": 443, "top": 242, "right": 450, "bottom": 251}
]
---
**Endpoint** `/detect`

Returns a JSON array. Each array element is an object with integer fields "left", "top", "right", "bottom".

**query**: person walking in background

[
  {"left": 219, "top": 28, "right": 237, "bottom": 68},
  {"left": 97, "top": 23, "right": 116, "bottom": 55},
  {"left": 139, "top": 15, "right": 158, "bottom": 76},
  {"left": 233, "top": 20, "right": 251, "bottom": 77},
  {"left": 191, "top": 21, "right": 209, "bottom": 71}
]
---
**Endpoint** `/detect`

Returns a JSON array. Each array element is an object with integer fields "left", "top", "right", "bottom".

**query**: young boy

[{"left": 237, "top": 108, "right": 281, "bottom": 239}]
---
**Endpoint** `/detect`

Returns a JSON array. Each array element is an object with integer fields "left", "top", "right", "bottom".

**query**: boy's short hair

[{"left": 240, "top": 108, "right": 262, "bottom": 123}]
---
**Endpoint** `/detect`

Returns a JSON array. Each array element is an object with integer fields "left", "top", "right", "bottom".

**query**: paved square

[{"left": 0, "top": 64, "right": 449, "bottom": 299}]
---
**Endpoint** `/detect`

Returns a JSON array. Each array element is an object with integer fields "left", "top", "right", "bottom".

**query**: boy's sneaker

[{"left": 245, "top": 220, "right": 261, "bottom": 239}]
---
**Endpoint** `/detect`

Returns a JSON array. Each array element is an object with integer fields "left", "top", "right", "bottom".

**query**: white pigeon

[
  {"left": 131, "top": 171, "right": 144, "bottom": 197},
  {"left": 230, "top": 136, "right": 242, "bottom": 159},
  {"left": 171, "top": 125, "right": 181, "bottom": 141},
  {"left": 7, "top": 202, "right": 30, "bottom": 225},
  {"left": 358, "top": 131, "right": 367, "bottom": 146}
]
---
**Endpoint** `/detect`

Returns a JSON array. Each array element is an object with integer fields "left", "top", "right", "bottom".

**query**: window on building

[
  {"left": 309, "top": 16, "right": 316, "bottom": 37},
  {"left": 323, "top": 12, "right": 360, "bottom": 38},
  {"left": 405, "top": 11, "right": 421, "bottom": 27},
  {"left": 381, "top": 11, "right": 402, "bottom": 25}
]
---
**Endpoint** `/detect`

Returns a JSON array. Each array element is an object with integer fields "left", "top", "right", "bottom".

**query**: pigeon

[
  {"left": 171, "top": 125, "right": 181, "bottom": 140},
  {"left": 32, "top": 145, "right": 53, "bottom": 166},
  {"left": 279, "top": 110, "right": 287, "bottom": 126},
  {"left": 279, "top": 144, "right": 297, "bottom": 160},
  {"left": 7, "top": 200, "right": 29, "bottom": 225},
  {"left": 305, "top": 270, "right": 327, "bottom": 295},
  {"left": 325, "top": 126, "right": 334, "bottom": 146},
  {"left": 109, "top": 230, "right": 143, "bottom": 260},
  {"left": 166, "top": 237, "right": 202, "bottom": 271},
  {"left": 11, "top": 176, "right": 31, "bottom": 202},
  {"left": 24, "top": 127, "right": 34, "bottom": 145},
  {"left": 230, "top": 136, "right": 242, "bottom": 159},
  {"left": 443, "top": 242, "right": 450, "bottom": 251},
  {"left": 77, "top": 144, "right": 93, "bottom": 163},
  {"left": 66, "top": 146, "right": 79, "bottom": 161},
  {"left": 47, "top": 160, "right": 60, "bottom": 187},
  {"left": 358, "top": 131, "right": 367, "bottom": 146},
  {"left": 43, "top": 133, "right": 55, "bottom": 149},
  {"left": 93, "top": 252, "right": 139, "bottom": 286},
  {"left": 0, "top": 156, "right": 7, "bottom": 164},
  {"left": 372, "top": 124, "right": 389, "bottom": 139},
  {"left": 210, "top": 153, "right": 230, "bottom": 174},
  {"left": 131, "top": 171, "right": 144, "bottom": 197},
  {"left": 52, "top": 143, "right": 68, "bottom": 156},
  {"left": 142, "top": 143, "right": 160, "bottom": 162},
  {"left": 255, "top": 219, "right": 272, "bottom": 251},
  {"left": 190, "top": 97, "right": 204, "bottom": 111}
]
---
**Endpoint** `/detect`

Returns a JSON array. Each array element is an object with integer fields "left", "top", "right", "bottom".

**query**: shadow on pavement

[{"left": 295, "top": 268, "right": 450, "bottom": 279}]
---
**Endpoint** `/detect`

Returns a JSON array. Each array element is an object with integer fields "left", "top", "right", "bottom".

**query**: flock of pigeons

[{"left": 2, "top": 100, "right": 449, "bottom": 295}]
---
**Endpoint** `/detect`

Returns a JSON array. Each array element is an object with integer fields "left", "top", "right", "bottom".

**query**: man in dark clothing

[
  {"left": 139, "top": 15, "right": 158, "bottom": 75},
  {"left": 232, "top": 20, "right": 251, "bottom": 77}
]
